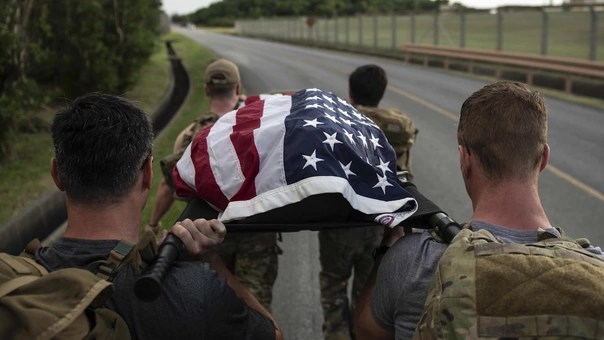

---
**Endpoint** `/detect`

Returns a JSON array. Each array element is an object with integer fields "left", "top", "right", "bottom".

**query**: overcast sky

[{"left": 161, "top": 0, "right": 563, "bottom": 16}]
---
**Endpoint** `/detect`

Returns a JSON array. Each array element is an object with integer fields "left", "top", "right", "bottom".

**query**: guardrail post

[
  {"left": 590, "top": 6, "right": 598, "bottom": 61},
  {"left": 497, "top": 10, "right": 503, "bottom": 51},
  {"left": 541, "top": 9, "right": 549, "bottom": 56},
  {"left": 460, "top": 8, "right": 466, "bottom": 48}
]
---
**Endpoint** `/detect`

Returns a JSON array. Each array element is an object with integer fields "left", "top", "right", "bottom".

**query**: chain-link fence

[{"left": 236, "top": 6, "right": 604, "bottom": 61}]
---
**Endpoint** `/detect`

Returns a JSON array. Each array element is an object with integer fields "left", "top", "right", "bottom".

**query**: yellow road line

[{"left": 389, "top": 85, "right": 604, "bottom": 202}]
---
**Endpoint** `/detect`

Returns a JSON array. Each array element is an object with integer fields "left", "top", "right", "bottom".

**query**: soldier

[
  {"left": 37, "top": 92, "right": 283, "bottom": 339},
  {"left": 147, "top": 58, "right": 280, "bottom": 310},
  {"left": 353, "top": 81, "right": 604, "bottom": 339},
  {"left": 318, "top": 64, "right": 417, "bottom": 340}
]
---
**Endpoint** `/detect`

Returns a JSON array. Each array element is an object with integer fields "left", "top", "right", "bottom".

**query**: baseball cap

[{"left": 204, "top": 59, "right": 240, "bottom": 87}]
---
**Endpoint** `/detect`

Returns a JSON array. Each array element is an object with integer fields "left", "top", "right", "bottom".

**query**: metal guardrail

[{"left": 400, "top": 44, "right": 604, "bottom": 94}]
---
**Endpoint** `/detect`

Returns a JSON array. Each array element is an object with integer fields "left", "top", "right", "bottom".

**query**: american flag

[{"left": 173, "top": 88, "right": 417, "bottom": 227}]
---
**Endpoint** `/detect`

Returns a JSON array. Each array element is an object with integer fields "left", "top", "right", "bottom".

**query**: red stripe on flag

[
  {"left": 230, "top": 101, "right": 264, "bottom": 201},
  {"left": 193, "top": 124, "right": 230, "bottom": 210},
  {"left": 173, "top": 123, "right": 230, "bottom": 210}
]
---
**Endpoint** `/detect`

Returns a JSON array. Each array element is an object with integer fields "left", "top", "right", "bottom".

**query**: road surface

[{"left": 175, "top": 27, "right": 604, "bottom": 340}]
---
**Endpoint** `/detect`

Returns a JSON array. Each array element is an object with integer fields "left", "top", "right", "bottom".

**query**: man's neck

[
  {"left": 62, "top": 199, "right": 141, "bottom": 244},
  {"left": 470, "top": 180, "right": 550, "bottom": 231},
  {"left": 210, "top": 96, "right": 239, "bottom": 116}
]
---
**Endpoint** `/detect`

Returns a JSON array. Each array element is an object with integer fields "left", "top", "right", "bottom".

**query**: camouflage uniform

[
  {"left": 161, "top": 110, "right": 280, "bottom": 311},
  {"left": 356, "top": 105, "right": 418, "bottom": 175},
  {"left": 319, "top": 226, "right": 383, "bottom": 340},
  {"left": 415, "top": 227, "right": 604, "bottom": 339},
  {"left": 319, "top": 105, "right": 416, "bottom": 340},
  {"left": 218, "top": 232, "right": 281, "bottom": 310}
]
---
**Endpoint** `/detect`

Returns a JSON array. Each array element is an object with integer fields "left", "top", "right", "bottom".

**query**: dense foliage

[
  {"left": 0, "top": 0, "right": 162, "bottom": 159},
  {"left": 175, "top": 0, "right": 447, "bottom": 27}
]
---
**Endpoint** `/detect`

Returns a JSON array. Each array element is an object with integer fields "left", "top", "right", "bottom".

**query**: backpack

[
  {"left": 413, "top": 226, "right": 604, "bottom": 339},
  {"left": 0, "top": 233, "right": 158, "bottom": 339},
  {"left": 356, "top": 106, "right": 418, "bottom": 173}
]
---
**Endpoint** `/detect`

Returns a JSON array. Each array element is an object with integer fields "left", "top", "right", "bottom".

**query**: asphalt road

[{"left": 175, "top": 27, "right": 604, "bottom": 340}]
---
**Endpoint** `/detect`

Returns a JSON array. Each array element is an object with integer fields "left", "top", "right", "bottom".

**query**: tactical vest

[
  {"left": 413, "top": 226, "right": 604, "bottom": 339},
  {"left": 356, "top": 105, "right": 418, "bottom": 173}
]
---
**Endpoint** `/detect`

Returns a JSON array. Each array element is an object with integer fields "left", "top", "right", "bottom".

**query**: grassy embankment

[{"left": 0, "top": 32, "right": 216, "bottom": 231}]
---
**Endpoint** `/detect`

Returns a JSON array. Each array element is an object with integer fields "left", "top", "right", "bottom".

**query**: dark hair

[
  {"left": 52, "top": 93, "right": 153, "bottom": 204},
  {"left": 458, "top": 81, "right": 547, "bottom": 182},
  {"left": 206, "top": 82, "right": 237, "bottom": 99},
  {"left": 349, "top": 64, "right": 387, "bottom": 107}
]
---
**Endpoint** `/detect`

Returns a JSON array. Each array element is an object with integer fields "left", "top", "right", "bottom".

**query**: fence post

[
  {"left": 541, "top": 9, "right": 549, "bottom": 56},
  {"left": 374, "top": 14, "right": 378, "bottom": 49},
  {"left": 590, "top": 6, "right": 599, "bottom": 61},
  {"left": 335, "top": 15, "right": 339, "bottom": 45},
  {"left": 497, "top": 9, "right": 503, "bottom": 51},
  {"left": 391, "top": 13, "right": 397, "bottom": 50},
  {"left": 411, "top": 12, "right": 416, "bottom": 44},
  {"left": 460, "top": 8, "right": 466, "bottom": 48},
  {"left": 346, "top": 16, "right": 350, "bottom": 46},
  {"left": 359, "top": 15, "right": 363, "bottom": 46},
  {"left": 433, "top": 9, "right": 439, "bottom": 45}
]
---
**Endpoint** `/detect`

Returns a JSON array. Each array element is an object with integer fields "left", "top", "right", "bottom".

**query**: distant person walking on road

[
  {"left": 147, "top": 58, "right": 280, "bottom": 310},
  {"left": 318, "top": 64, "right": 418, "bottom": 340}
]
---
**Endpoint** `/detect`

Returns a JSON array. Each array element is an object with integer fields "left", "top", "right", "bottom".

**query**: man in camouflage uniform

[
  {"left": 318, "top": 64, "right": 417, "bottom": 340},
  {"left": 352, "top": 81, "right": 604, "bottom": 339},
  {"left": 147, "top": 58, "right": 279, "bottom": 310}
]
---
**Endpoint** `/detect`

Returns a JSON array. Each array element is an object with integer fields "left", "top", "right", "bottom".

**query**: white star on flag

[
  {"left": 373, "top": 173, "right": 393, "bottom": 194},
  {"left": 322, "top": 132, "right": 343, "bottom": 151},
  {"left": 369, "top": 133, "right": 382, "bottom": 150},
  {"left": 303, "top": 118, "right": 323, "bottom": 128},
  {"left": 343, "top": 130, "right": 356, "bottom": 145},
  {"left": 339, "top": 161, "right": 356, "bottom": 178},
  {"left": 302, "top": 150, "right": 324, "bottom": 170},
  {"left": 376, "top": 158, "right": 392, "bottom": 175},
  {"left": 357, "top": 132, "right": 368, "bottom": 148}
]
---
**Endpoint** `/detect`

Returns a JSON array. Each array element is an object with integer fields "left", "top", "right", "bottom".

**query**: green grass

[
  {"left": 0, "top": 32, "right": 216, "bottom": 225},
  {"left": 140, "top": 33, "right": 217, "bottom": 229}
]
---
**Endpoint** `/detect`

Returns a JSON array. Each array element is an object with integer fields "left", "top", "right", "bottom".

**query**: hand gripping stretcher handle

[
  {"left": 133, "top": 233, "right": 183, "bottom": 302},
  {"left": 133, "top": 200, "right": 203, "bottom": 301}
]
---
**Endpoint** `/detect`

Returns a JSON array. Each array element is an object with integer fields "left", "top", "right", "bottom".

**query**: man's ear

[
  {"left": 539, "top": 144, "right": 550, "bottom": 173},
  {"left": 459, "top": 145, "right": 471, "bottom": 179},
  {"left": 50, "top": 157, "right": 65, "bottom": 191},
  {"left": 204, "top": 84, "right": 210, "bottom": 97},
  {"left": 235, "top": 83, "right": 241, "bottom": 95},
  {"left": 142, "top": 156, "right": 153, "bottom": 190}
]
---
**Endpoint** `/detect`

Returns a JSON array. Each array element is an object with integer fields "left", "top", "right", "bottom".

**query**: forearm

[
  {"left": 354, "top": 256, "right": 391, "bottom": 340},
  {"left": 149, "top": 179, "right": 175, "bottom": 226},
  {"left": 354, "top": 227, "right": 403, "bottom": 340},
  {"left": 206, "top": 253, "right": 284, "bottom": 340}
]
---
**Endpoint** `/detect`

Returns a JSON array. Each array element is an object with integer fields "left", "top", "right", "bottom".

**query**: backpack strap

[
  {"left": 96, "top": 231, "right": 158, "bottom": 281},
  {"left": 96, "top": 240, "right": 136, "bottom": 281}
]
